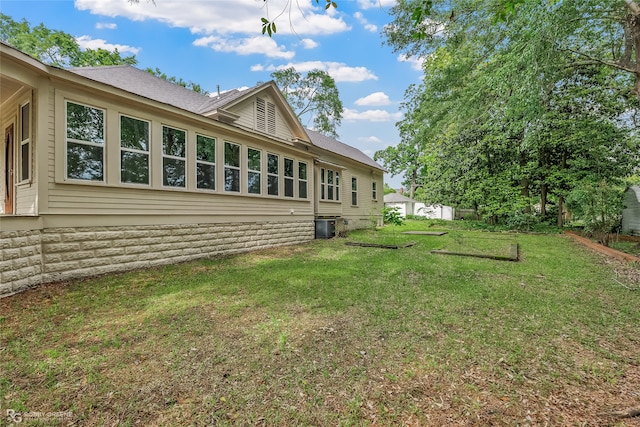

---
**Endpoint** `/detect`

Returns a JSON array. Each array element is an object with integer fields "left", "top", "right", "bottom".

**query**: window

[
  {"left": 120, "top": 115, "right": 150, "bottom": 185},
  {"left": 66, "top": 101, "right": 105, "bottom": 181},
  {"left": 19, "top": 102, "right": 30, "bottom": 182},
  {"left": 298, "top": 162, "right": 308, "bottom": 199},
  {"left": 327, "top": 170, "right": 334, "bottom": 200},
  {"left": 284, "top": 158, "right": 294, "bottom": 197},
  {"left": 256, "top": 97, "right": 276, "bottom": 135},
  {"left": 224, "top": 141, "right": 240, "bottom": 192},
  {"left": 162, "top": 126, "right": 186, "bottom": 187},
  {"left": 196, "top": 134, "right": 216, "bottom": 190},
  {"left": 267, "top": 153, "right": 279, "bottom": 196},
  {"left": 247, "top": 148, "right": 261, "bottom": 194},
  {"left": 372, "top": 181, "right": 377, "bottom": 200},
  {"left": 320, "top": 167, "right": 340, "bottom": 201},
  {"left": 351, "top": 177, "right": 358, "bottom": 206}
]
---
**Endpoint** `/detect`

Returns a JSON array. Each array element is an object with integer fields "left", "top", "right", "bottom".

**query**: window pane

[
  {"left": 225, "top": 142, "right": 240, "bottom": 167},
  {"left": 21, "top": 103, "right": 29, "bottom": 140},
  {"left": 121, "top": 151, "right": 149, "bottom": 184},
  {"left": 248, "top": 171, "right": 261, "bottom": 194},
  {"left": 225, "top": 167, "right": 240, "bottom": 192},
  {"left": 328, "top": 170, "right": 333, "bottom": 185},
  {"left": 121, "top": 116, "right": 149, "bottom": 150},
  {"left": 285, "top": 178, "right": 294, "bottom": 197},
  {"left": 268, "top": 175, "right": 278, "bottom": 196},
  {"left": 284, "top": 158, "right": 294, "bottom": 177},
  {"left": 299, "top": 181, "right": 307, "bottom": 199},
  {"left": 352, "top": 177, "right": 357, "bottom": 191},
  {"left": 21, "top": 142, "right": 29, "bottom": 181},
  {"left": 163, "top": 126, "right": 185, "bottom": 157},
  {"left": 299, "top": 163, "right": 307, "bottom": 180},
  {"left": 67, "top": 142, "right": 103, "bottom": 180},
  {"left": 268, "top": 154, "right": 278, "bottom": 174},
  {"left": 163, "top": 158, "right": 185, "bottom": 187},
  {"left": 197, "top": 163, "right": 215, "bottom": 190},
  {"left": 248, "top": 148, "right": 261, "bottom": 171},
  {"left": 197, "top": 135, "right": 216, "bottom": 162},
  {"left": 66, "top": 102, "right": 104, "bottom": 143},
  {"left": 352, "top": 192, "right": 357, "bottom": 205},
  {"left": 328, "top": 184, "right": 334, "bottom": 200}
]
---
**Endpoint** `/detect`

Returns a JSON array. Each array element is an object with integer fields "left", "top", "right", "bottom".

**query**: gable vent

[{"left": 256, "top": 97, "right": 276, "bottom": 135}]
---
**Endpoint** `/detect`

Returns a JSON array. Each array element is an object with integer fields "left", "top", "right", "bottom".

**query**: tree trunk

[
  {"left": 557, "top": 194, "right": 564, "bottom": 227},
  {"left": 409, "top": 170, "right": 418, "bottom": 200},
  {"left": 625, "top": 0, "right": 640, "bottom": 101}
]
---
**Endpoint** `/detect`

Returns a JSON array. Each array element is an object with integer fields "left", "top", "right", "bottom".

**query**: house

[
  {"left": 622, "top": 186, "right": 640, "bottom": 235},
  {"left": 383, "top": 192, "right": 454, "bottom": 220},
  {"left": 0, "top": 42, "right": 385, "bottom": 296}
]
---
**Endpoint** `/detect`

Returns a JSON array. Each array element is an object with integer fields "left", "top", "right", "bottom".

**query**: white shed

[
  {"left": 622, "top": 186, "right": 640, "bottom": 235},
  {"left": 384, "top": 193, "right": 454, "bottom": 220}
]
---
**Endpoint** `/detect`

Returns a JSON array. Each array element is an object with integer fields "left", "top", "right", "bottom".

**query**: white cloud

[
  {"left": 355, "top": 92, "right": 390, "bottom": 106},
  {"left": 358, "top": 135, "right": 383, "bottom": 143},
  {"left": 95, "top": 22, "right": 117, "bottom": 30},
  {"left": 357, "top": 0, "right": 396, "bottom": 10},
  {"left": 398, "top": 54, "right": 425, "bottom": 71},
  {"left": 75, "top": 35, "right": 140, "bottom": 55},
  {"left": 300, "top": 38, "right": 319, "bottom": 49},
  {"left": 353, "top": 12, "right": 377, "bottom": 32},
  {"left": 194, "top": 35, "right": 295, "bottom": 59},
  {"left": 264, "top": 61, "right": 377, "bottom": 82},
  {"left": 343, "top": 108, "right": 402, "bottom": 122},
  {"left": 75, "top": 0, "right": 349, "bottom": 36}
]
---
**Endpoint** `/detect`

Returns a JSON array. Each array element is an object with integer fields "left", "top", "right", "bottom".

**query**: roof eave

[{"left": 204, "top": 108, "right": 240, "bottom": 124}]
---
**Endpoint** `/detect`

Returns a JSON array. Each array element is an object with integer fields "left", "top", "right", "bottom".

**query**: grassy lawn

[{"left": 2, "top": 220, "right": 640, "bottom": 426}]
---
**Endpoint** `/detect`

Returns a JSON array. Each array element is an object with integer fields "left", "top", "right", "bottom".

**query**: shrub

[
  {"left": 382, "top": 206, "right": 404, "bottom": 226},
  {"left": 504, "top": 212, "right": 540, "bottom": 232}
]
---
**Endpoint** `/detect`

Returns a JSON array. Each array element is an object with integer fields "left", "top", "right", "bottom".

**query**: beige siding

[
  {"left": 14, "top": 183, "right": 37, "bottom": 214},
  {"left": 229, "top": 93, "right": 295, "bottom": 142},
  {"left": 313, "top": 150, "right": 384, "bottom": 228},
  {"left": 47, "top": 86, "right": 314, "bottom": 219}
]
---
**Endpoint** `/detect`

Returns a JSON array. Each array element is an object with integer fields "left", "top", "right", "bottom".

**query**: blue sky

[{"left": 2, "top": 0, "right": 425, "bottom": 188}]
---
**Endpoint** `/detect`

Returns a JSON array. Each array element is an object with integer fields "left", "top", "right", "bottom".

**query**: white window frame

[
  {"left": 65, "top": 100, "right": 106, "bottom": 182},
  {"left": 298, "top": 161, "right": 308, "bottom": 199},
  {"left": 320, "top": 167, "right": 340, "bottom": 201},
  {"left": 196, "top": 134, "right": 216, "bottom": 191},
  {"left": 284, "top": 157, "right": 294, "bottom": 198},
  {"left": 267, "top": 152, "right": 279, "bottom": 196},
  {"left": 247, "top": 147, "right": 262, "bottom": 195},
  {"left": 351, "top": 177, "right": 358, "bottom": 206},
  {"left": 224, "top": 141, "right": 241, "bottom": 193},
  {"left": 161, "top": 125, "right": 187, "bottom": 188},
  {"left": 372, "top": 181, "right": 377, "bottom": 200},
  {"left": 119, "top": 114, "right": 150, "bottom": 186},
  {"left": 18, "top": 101, "right": 30, "bottom": 183}
]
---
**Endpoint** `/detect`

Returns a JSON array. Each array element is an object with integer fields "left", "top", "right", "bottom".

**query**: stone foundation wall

[
  {"left": 1, "top": 220, "right": 314, "bottom": 296},
  {"left": 0, "top": 229, "right": 43, "bottom": 296}
]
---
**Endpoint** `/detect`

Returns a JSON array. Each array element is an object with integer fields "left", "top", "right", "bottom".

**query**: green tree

[
  {"left": 270, "top": 67, "right": 343, "bottom": 138},
  {"left": 380, "top": 0, "right": 639, "bottom": 226},
  {"left": 0, "top": 13, "right": 137, "bottom": 67},
  {"left": 567, "top": 180, "right": 624, "bottom": 246}
]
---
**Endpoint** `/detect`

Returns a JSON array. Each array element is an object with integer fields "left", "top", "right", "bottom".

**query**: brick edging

[{"left": 564, "top": 231, "right": 640, "bottom": 263}]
